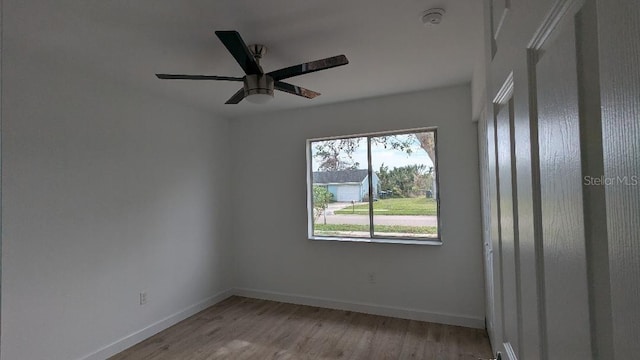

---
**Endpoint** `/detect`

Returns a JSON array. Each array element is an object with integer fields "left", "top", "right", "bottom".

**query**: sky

[{"left": 311, "top": 134, "right": 434, "bottom": 172}]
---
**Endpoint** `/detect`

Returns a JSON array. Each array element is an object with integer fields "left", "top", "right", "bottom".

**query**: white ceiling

[{"left": 8, "top": 0, "right": 484, "bottom": 119}]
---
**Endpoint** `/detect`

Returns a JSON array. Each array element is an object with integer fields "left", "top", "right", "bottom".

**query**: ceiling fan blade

[
  {"left": 274, "top": 81, "right": 321, "bottom": 99},
  {"left": 156, "top": 74, "right": 243, "bottom": 81},
  {"left": 215, "top": 31, "right": 263, "bottom": 75},
  {"left": 225, "top": 88, "right": 246, "bottom": 104},
  {"left": 268, "top": 55, "right": 349, "bottom": 81}
]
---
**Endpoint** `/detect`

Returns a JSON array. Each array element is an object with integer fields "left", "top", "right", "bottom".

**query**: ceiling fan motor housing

[{"left": 244, "top": 74, "right": 274, "bottom": 97}]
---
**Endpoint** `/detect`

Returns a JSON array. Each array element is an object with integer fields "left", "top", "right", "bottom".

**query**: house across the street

[{"left": 312, "top": 169, "right": 379, "bottom": 202}]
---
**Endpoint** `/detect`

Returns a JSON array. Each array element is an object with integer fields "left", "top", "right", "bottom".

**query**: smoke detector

[{"left": 421, "top": 8, "right": 445, "bottom": 26}]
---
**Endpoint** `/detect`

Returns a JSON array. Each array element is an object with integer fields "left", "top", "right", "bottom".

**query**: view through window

[{"left": 308, "top": 129, "right": 439, "bottom": 241}]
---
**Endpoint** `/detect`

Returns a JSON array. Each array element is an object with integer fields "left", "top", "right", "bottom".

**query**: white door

[
  {"left": 597, "top": 0, "right": 640, "bottom": 358},
  {"left": 485, "top": 0, "right": 612, "bottom": 360},
  {"left": 479, "top": 0, "right": 631, "bottom": 359},
  {"left": 495, "top": 95, "right": 520, "bottom": 358},
  {"left": 336, "top": 185, "right": 360, "bottom": 202},
  {"left": 478, "top": 109, "right": 497, "bottom": 343},
  {"left": 533, "top": 9, "right": 592, "bottom": 358}
]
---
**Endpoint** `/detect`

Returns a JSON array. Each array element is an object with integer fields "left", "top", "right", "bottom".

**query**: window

[{"left": 307, "top": 128, "right": 440, "bottom": 244}]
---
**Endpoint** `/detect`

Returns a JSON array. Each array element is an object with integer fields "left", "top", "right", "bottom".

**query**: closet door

[
  {"left": 529, "top": 3, "right": 591, "bottom": 357},
  {"left": 597, "top": 0, "right": 640, "bottom": 358},
  {"left": 484, "top": 0, "right": 598, "bottom": 359}
]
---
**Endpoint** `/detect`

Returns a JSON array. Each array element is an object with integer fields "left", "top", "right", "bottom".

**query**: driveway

[{"left": 324, "top": 202, "right": 354, "bottom": 214}]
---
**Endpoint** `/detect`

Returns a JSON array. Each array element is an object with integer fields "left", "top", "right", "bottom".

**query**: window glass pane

[
  {"left": 370, "top": 131, "right": 438, "bottom": 239},
  {"left": 310, "top": 137, "right": 370, "bottom": 237}
]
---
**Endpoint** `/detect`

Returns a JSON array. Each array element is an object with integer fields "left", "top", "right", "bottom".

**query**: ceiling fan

[{"left": 156, "top": 30, "right": 349, "bottom": 104}]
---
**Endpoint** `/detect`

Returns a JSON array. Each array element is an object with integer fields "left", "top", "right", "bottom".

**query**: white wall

[
  {"left": 1, "top": 3, "right": 486, "bottom": 355},
  {"left": 1, "top": 12, "right": 232, "bottom": 360},
  {"left": 230, "top": 85, "right": 485, "bottom": 327}
]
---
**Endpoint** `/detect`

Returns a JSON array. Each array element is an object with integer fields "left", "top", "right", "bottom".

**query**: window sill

[{"left": 308, "top": 236, "right": 442, "bottom": 246}]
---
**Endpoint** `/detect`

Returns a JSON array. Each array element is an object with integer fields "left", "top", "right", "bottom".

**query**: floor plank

[{"left": 109, "top": 296, "right": 493, "bottom": 360}]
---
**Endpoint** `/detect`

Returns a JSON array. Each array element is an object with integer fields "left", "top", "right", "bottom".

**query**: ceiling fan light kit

[
  {"left": 244, "top": 74, "right": 274, "bottom": 104},
  {"left": 155, "top": 30, "right": 349, "bottom": 104}
]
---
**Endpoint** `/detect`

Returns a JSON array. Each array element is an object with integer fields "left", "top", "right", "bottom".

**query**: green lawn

[
  {"left": 314, "top": 223, "right": 438, "bottom": 234},
  {"left": 334, "top": 197, "right": 437, "bottom": 216}
]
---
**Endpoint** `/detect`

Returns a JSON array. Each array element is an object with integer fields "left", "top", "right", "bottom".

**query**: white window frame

[{"left": 306, "top": 127, "right": 442, "bottom": 245}]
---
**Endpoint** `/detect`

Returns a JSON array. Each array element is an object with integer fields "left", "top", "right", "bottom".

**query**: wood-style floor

[{"left": 110, "top": 296, "right": 492, "bottom": 360}]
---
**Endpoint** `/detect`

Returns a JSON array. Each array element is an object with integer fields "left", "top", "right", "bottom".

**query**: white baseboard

[
  {"left": 77, "top": 288, "right": 234, "bottom": 360},
  {"left": 78, "top": 287, "right": 483, "bottom": 360},
  {"left": 234, "top": 288, "right": 485, "bottom": 329}
]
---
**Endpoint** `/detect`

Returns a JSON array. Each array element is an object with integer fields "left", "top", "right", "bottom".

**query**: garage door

[{"left": 336, "top": 185, "right": 361, "bottom": 202}]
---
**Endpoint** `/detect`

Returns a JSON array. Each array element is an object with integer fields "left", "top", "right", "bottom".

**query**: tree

[
  {"left": 312, "top": 186, "right": 333, "bottom": 224},
  {"left": 413, "top": 132, "right": 437, "bottom": 199},
  {"left": 312, "top": 132, "right": 435, "bottom": 171},
  {"left": 314, "top": 139, "right": 360, "bottom": 171},
  {"left": 414, "top": 132, "right": 436, "bottom": 166},
  {"left": 378, "top": 164, "right": 427, "bottom": 197},
  {"left": 377, "top": 164, "right": 391, "bottom": 195}
]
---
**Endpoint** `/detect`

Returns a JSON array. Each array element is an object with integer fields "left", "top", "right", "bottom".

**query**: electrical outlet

[
  {"left": 140, "top": 292, "right": 147, "bottom": 305},
  {"left": 367, "top": 272, "right": 376, "bottom": 284}
]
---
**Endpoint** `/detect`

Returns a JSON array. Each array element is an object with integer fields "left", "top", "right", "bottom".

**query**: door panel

[
  {"left": 495, "top": 98, "right": 520, "bottom": 358},
  {"left": 492, "top": 0, "right": 511, "bottom": 42},
  {"left": 478, "top": 108, "right": 497, "bottom": 345},
  {"left": 532, "top": 9, "right": 592, "bottom": 359},
  {"left": 597, "top": 0, "right": 640, "bottom": 358},
  {"left": 488, "top": 101, "right": 504, "bottom": 351}
]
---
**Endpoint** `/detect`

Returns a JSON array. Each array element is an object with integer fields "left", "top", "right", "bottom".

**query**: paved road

[{"left": 322, "top": 214, "right": 438, "bottom": 226}]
